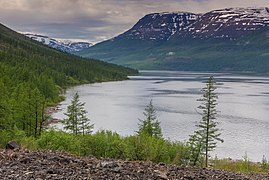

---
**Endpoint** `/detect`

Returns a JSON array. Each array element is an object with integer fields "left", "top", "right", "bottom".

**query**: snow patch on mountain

[
  {"left": 25, "top": 34, "right": 93, "bottom": 53},
  {"left": 115, "top": 7, "right": 269, "bottom": 42},
  {"left": 177, "top": 7, "right": 269, "bottom": 39},
  {"left": 120, "top": 12, "right": 200, "bottom": 41}
]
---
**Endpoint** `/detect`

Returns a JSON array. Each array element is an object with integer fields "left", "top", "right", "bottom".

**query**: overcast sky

[{"left": 0, "top": 0, "right": 268, "bottom": 43}]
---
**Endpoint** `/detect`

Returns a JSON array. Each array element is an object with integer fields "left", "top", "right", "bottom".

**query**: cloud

[{"left": 0, "top": 0, "right": 268, "bottom": 43}]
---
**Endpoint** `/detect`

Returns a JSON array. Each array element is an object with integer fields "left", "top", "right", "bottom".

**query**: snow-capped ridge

[
  {"left": 117, "top": 7, "right": 269, "bottom": 42},
  {"left": 182, "top": 7, "right": 269, "bottom": 39},
  {"left": 120, "top": 11, "right": 200, "bottom": 41},
  {"left": 25, "top": 33, "right": 93, "bottom": 53}
]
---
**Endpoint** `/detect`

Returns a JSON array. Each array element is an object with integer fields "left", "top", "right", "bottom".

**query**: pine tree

[
  {"left": 137, "top": 100, "right": 162, "bottom": 138},
  {"left": 63, "top": 92, "right": 94, "bottom": 135},
  {"left": 188, "top": 76, "right": 223, "bottom": 167}
]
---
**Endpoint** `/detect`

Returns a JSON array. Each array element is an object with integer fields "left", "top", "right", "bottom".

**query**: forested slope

[{"left": 0, "top": 23, "right": 137, "bottom": 136}]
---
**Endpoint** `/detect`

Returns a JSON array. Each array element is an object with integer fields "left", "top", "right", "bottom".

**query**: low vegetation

[
  {"left": 0, "top": 128, "right": 189, "bottom": 165},
  {"left": 212, "top": 154, "right": 269, "bottom": 174}
]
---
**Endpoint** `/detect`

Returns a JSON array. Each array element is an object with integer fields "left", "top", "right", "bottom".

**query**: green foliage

[
  {"left": 212, "top": 154, "right": 269, "bottom": 173},
  {"left": 124, "top": 134, "right": 189, "bottom": 164},
  {"left": 0, "top": 23, "right": 137, "bottom": 136},
  {"left": 137, "top": 100, "right": 162, "bottom": 138},
  {"left": 188, "top": 134, "right": 205, "bottom": 166},
  {"left": 0, "top": 127, "right": 37, "bottom": 150},
  {"left": 0, "top": 126, "right": 27, "bottom": 148},
  {"left": 12, "top": 129, "right": 189, "bottom": 165},
  {"left": 79, "top": 130, "right": 125, "bottom": 158},
  {"left": 63, "top": 92, "right": 94, "bottom": 135},
  {"left": 188, "top": 76, "right": 223, "bottom": 167},
  {"left": 36, "top": 129, "right": 79, "bottom": 152}
]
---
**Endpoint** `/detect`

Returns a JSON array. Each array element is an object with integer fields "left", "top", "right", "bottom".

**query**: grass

[
  {"left": 212, "top": 154, "right": 269, "bottom": 174},
  {"left": 0, "top": 128, "right": 189, "bottom": 165}
]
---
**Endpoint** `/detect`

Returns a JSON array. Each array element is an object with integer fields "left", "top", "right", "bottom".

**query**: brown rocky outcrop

[{"left": 0, "top": 149, "right": 268, "bottom": 179}]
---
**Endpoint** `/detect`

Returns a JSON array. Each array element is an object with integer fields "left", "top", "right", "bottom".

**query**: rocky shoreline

[
  {"left": 0, "top": 149, "right": 268, "bottom": 179},
  {"left": 45, "top": 105, "right": 63, "bottom": 126}
]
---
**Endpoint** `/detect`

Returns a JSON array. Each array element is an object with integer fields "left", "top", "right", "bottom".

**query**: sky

[{"left": 0, "top": 0, "right": 268, "bottom": 44}]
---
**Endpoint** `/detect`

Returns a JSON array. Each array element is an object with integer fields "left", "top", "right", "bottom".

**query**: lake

[{"left": 53, "top": 70, "right": 269, "bottom": 162}]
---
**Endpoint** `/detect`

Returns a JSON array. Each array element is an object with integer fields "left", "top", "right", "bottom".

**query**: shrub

[{"left": 36, "top": 129, "right": 79, "bottom": 153}]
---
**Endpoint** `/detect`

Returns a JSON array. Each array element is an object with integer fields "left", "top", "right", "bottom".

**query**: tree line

[{"left": 0, "top": 23, "right": 137, "bottom": 137}]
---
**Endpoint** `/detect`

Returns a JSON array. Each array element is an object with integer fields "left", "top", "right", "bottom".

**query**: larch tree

[
  {"left": 188, "top": 76, "right": 223, "bottom": 167},
  {"left": 137, "top": 99, "right": 162, "bottom": 138},
  {"left": 78, "top": 108, "right": 94, "bottom": 135},
  {"left": 63, "top": 92, "right": 94, "bottom": 135}
]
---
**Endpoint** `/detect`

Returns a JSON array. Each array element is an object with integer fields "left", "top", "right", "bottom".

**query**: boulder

[{"left": 5, "top": 141, "right": 20, "bottom": 150}]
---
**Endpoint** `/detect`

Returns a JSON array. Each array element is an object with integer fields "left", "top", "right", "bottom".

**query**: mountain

[
  {"left": 177, "top": 7, "right": 269, "bottom": 39},
  {"left": 78, "top": 7, "right": 269, "bottom": 73},
  {"left": 119, "top": 12, "right": 200, "bottom": 41},
  {"left": 25, "top": 33, "right": 93, "bottom": 53}
]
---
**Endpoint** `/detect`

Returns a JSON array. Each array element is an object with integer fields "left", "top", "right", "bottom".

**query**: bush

[
  {"left": 79, "top": 130, "right": 125, "bottom": 158},
  {"left": 124, "top": 134, "right": 189, "bottom": 164},
  {"left": 17, "top": 129, "right": 190, "bottom": 166},
  {"left": 36, "top": 129, "right": 79, "bottom": 153},
  {"left": 0, "top": 126, "right": 27, "bottom": 148}
]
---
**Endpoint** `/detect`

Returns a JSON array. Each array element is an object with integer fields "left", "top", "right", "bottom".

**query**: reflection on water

[{"left": 53, "top": 71, "right": 269, "bottom": 162}]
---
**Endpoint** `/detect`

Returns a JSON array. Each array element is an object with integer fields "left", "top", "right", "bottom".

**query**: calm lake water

[{"left": 53, "top": 71, "right": 269, "bottom": 162}]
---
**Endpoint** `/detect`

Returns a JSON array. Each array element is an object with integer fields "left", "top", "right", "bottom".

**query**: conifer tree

[
  {"left": 31, "top": 88, "right": 44, "bottom": 137},
  {"left": 188, "top": 76, "right": 223, "bottom": 167},
  {"left": 78, "top": 108, "right": 94, "bottom": 135},
  {"left": 63, "top": 92, "right": 94, "bottom": 135},
  {"left": 137, "top": 100, "right": 162, "bottom": 138}
]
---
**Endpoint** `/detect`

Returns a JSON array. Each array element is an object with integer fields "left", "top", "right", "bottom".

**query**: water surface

[{"left": 53, "top": 71, "right": 269, "bottom": 162}]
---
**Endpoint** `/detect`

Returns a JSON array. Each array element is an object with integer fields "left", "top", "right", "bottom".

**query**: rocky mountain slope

[
  {"left": 0, "top": 149, "right": 267, "bottom": 179},
  {"left": 78, "top": 7, "right": 269, "bottom": 73},
  {"left": 25, "top": 33, "right": 93, "bottom": 53},
  {"left": 179, "top": 7, "right": 269, "bottom": 39},
  {"left": 119, "top": 12, "right": 199, "bottom": 41}
]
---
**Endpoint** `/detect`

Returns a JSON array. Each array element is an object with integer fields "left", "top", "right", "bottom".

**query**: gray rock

[
  {"left": 154, "top": 170, "right": 168, "bottom": 179},
  {"left": 0, "top": 149, "right": 268, "bottom": 179},
  {"left": 5, "top": 141, "right": 20, "bottom": 150}
]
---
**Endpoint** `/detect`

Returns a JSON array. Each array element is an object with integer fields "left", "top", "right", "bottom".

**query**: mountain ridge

[
  {"left": 25, "top": 33, "right": 93, "bottom": 53},
  {"left": 78, "top": 7, "right": 269, "bottom": 73},
  {"left": 118, "top": 12, "right": 199, "bottom": 41}
]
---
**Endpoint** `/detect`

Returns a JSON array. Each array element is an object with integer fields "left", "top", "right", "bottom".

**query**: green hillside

[
  {"left": 78, "top": 31, "right": 269, "bottom": 73},
  {"left": 0, "top": 23, "right": 137, "bottom": 136}
]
